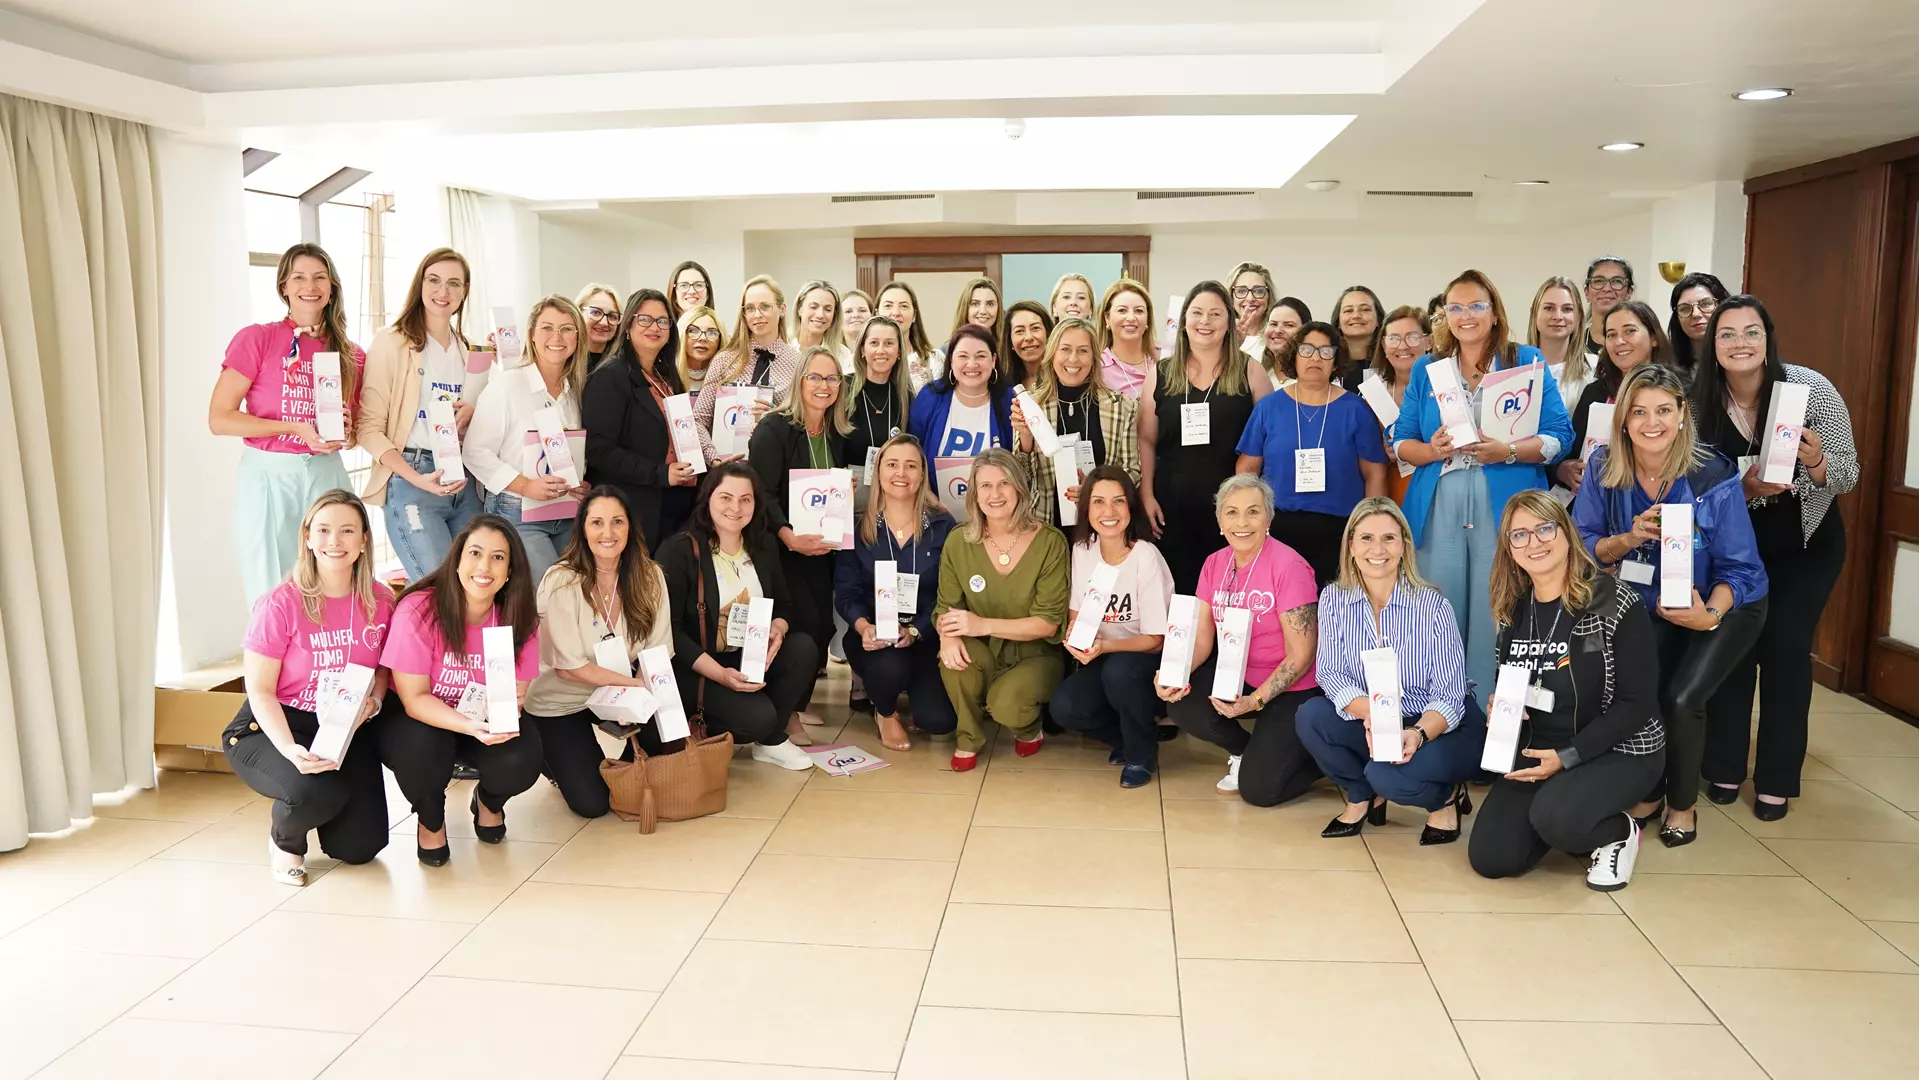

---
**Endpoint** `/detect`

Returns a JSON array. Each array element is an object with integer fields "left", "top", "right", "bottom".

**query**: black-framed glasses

[
  {"left": 1587, "top": 276, "right": 1629, "bottom": 291},
  {"left": 1506, "top": 521, "right": 1560, "bottom": 548},
  {"left": 1675, "top": 300, "right": 1718, "bottom": 318},
  {"left": 1295, "top": 344, "right": 1340, "bottom": 361},
  {"left": 685, "top": 327, "right": 722, "bottom": 342},
  {"left": 629, "top": 315, "right": 673, "bottom": 330},
  {"left": 1231, "top": 286, "right": 1271, "bottom": 300},
  {"left": 675, "top": 281, "right": 708, "bottom": 295},
  {"left": 583, "top": 306, "right": 620, "bottom": 323}
]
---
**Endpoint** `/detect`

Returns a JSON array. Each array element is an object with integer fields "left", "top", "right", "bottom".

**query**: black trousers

[
  {"left": 1650, "top": 596, "right": 1768, "bottom": 811},
  {"left": 693, "top": 633, "right": 822, "bottom": 747},
  {"left": 1168, "top": 656, "right": 1323, "bottom": 807},
  {"left": 529, "top": 709, "right": 628, "bottom": 820},
  {"left": 1469, "top": 749, "right": 1664, "bottom": 879},
  {"left": 841, "top": 626, "right": 956, "bottom": 733},
  {"left": 1704, "top": 512, "right": 1846, "bottom": 798},
  {"left": 223, "top": 699, "right": 395, "bottom": 862},
  {"left": 783, "top": 549, "right": 836, "bottom": 709},
  {"left": 1271, "top": 508, "right": 1347, "bottom": 590},
  {"left": 379, "top": 706, "right": 546, "bottom": 832},
  {"left": 1051, "top": 650, "right": 1163, "bottom": 769}
]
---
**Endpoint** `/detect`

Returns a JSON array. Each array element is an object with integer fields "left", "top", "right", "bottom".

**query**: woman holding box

[
  {"left": 935, "top": 450, "right": 1069, "bottom": 771},
  {"left": 1560, "top": 300, "right": 1675, "bottom": 493},
  {"left": 693, "top": 276, "right": 801, "bottom": 463},
  {"left": 464, "top": 295, "right": 593, "bottom": 583},
  {"left": 381, "top": 514, "right": 544, "bottom": 866},
  {"left": 1235, "top": 320, "right": 1388, "bottom": 587},
  {"left": 584, "top": 288, "right": 698, "bottom": 552},
  {"left": 1694, "top": 297, "right": 1856, "bottom": 820},
  {"left": 209, "top": 242, "right": 365, "bottom": 604},
  {"left": 356, "top": 248, "right": 485, "bottom": 581},
  {"left": 653, "top": 463, "right": 819, "bottom": 770},
  {"left": 1470, "top": 490, "right": 1665, "bottom": 891},
  {"left": 1012, "top": 317, "right": 1141, "bottom": 526},
  {"left": 1572, "top": 363, "right": 1768, "bottom": 846},
  {"left": 1051, "top": 467, "right": 1174, "bottom": 788},
  {"left": 226, "top": 491, "right": 398, "bottom": 884},
  {"left": 525, "top": 487, "right": 673, "bottom": 819},
  {"left": 834, "top": 433, "right": 959, "bottom": 751},
  {"left": 1391, "top": 269, "right": 1573, "bottom": 708},
  {"left": 1160, "top": 474, "right": 1324, "bottom": 805},
  {"left": 1296, "top": 498, "right": 1483, "bottom": 843}
]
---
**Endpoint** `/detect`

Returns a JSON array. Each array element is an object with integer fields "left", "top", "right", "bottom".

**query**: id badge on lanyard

[{"left": 1181, "top": 402, "right": 1210, "bottom": 446}]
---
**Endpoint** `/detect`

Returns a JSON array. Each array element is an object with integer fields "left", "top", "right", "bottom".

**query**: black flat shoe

[
  {"left": 1419, "top": 786, "right": 1473, "bottom": 846},
  {"left": 849, "top": 695, "right": 873, "bottom": 713},
  {"left": 471, "top": 789, "right": 506, "bottom": 844},
  {"left": 1752, "top": 798, "right": 1789, "bottom": 822},
  {"left": 1706, "top": 784, "right": 1741, "bottom": 805},
  {"left": 417, "top": 843, "right": 450, "bottom": 867},
  {"left": 1322, "top": 810, "right": 1368, "bottom": 839},
  {"left": 1658, "top": 822, "right": 1697, "bottom": 848},
  {"left": 1156, "top": 724, "right": 1180, "bottom": 743},
  {"left": 1367, "top": 798, "right": 1389, "bottom": 826},
  {"left": 1632, "top": 800, "right": 1665, "bottom": 829}
]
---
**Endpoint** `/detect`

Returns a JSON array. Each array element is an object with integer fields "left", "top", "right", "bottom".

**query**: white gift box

[
  {"left": 1053, "top": 445, "right": 1085, "bottom": 526},
  {"left": 1160, "top": 294, "right": 1183, "bottom": 359},
  {"left": 586, "top": 684, "right": 659, "bottom": 727},
  {"left": 313, "top": 350, "right": 346, "bottom": 442},
  {"left": 309, "top": 663, "right": 375, "bottom": 763},
  {"left": 739, "top": 597, "right": 775, "bottom": 684},
  {"left": 1660, "top": 501, "right": 1694, "bottom": 610},
  {"left": 1211, "top": 607, "right": 1253, "bottom": 701},
  {"left": 1757, "top": 381, "right": 1809, "bottom": 485},
  {"left": 1428, "top": 356, "right": 1480, "bottom": 447},
  {"left": 426, "top": 398, "right": 464, "bottom": 482},
  {"left": 1480, "top": 663, "right": 1532, "bottom": 773},
  {"left": 532, "top": 404, "right": 581, "bottom": 486},
  {"left": 1582, "top": 402, "right": 1614, "bottom": 462},
  {"left": 664, "top": 393, "right": 708, "bottom": 474},
  {"left": 1066, "top": 559, "right": 1121, "bottom": 652},
  {"left": 1358, "top": 376, "right": 1399, "bottom": 430},
  {"left": 492, "top": 306, "right": 523, "bottom": 363},
  {"left": 788, "top": 468, "right": 854, "bottom": 550},
  {"left": 638, "top": 646, "right": 690, "bottom": 741},
  {"left": 1359, "top": 647, "right": 1404, "bottom": 764},
  {"left": 1012, "top": 384, "right": 1061, "bottom": 456},
  {"left": 874, "top": 560, "right": 900, "bottom": 642},
  {"left": 1157, "top": 595, "right": 1199, "bottom": 689},
  {"left": 481, "top": 625, "right": 520, "bottom": 734},
  {"left": 713, "top": 386, "right": 773, "bottom": 457}
]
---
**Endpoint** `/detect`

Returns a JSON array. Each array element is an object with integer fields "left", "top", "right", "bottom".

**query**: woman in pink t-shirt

[
  {"left": 379, "top": 514, "right": 543, "bottom": 866},
  {"left": 209, "top": 243, "right": 367, "bottom": 606},
  {"left": 224, "top": 491, "right": 399, "bottom": 886},
  {"left": 1158, "top": 473, "right": 1326, "bottom": 806}
]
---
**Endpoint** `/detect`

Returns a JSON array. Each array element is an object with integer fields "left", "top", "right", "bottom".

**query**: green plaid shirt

[{"left": 1019, "top": 388, "right": 1141, "bottom": 525}]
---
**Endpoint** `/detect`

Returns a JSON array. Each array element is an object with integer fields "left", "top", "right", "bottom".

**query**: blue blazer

[
  {"left": 907, "top": 384, "right": 1015, "bottom": 474},
  {"left": 1570, "top": 446, "right": 1769, "bottom": 610},
  {"left": 833, "top": 508, "right": 956, "bottom": 640},
  {"left": 1391, "top": 346, "right": 1574, "bottom": 547}
]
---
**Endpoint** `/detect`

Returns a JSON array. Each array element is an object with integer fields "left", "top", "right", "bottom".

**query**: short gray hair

[{"left": 1213, "top": 472, "right": 1274, "bottom": 516}]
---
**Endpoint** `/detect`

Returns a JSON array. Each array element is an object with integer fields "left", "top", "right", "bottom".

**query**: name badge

[
  {"left": 594, "top": 634, "right": 631, "bottom": 676},
  {"left": 1527, "top": 683, "right": 1556, "bottom": 712},
  {"left": 1181, "top": 402, "right": 1210, "bottom": 446},
  {"left": 1620, "top": 558, "right": 1655, "bottom": 586},
  {"left": 862, "top": 446, "right": 879, "bottom": 487},
  {"left": 726, "top": 602, "right": 751, "bottom": 648},
  {"left": 896, "top": 571, "right": 920, "bottom": 614},
  {"left": 1294, "top": 447, "right": 1326, "bottom": 493}
]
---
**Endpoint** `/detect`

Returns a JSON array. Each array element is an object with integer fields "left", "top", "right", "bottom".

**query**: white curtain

[
  {"left": 446, "top": 186, "right": 497, "bottom": 334},
  {"left": 0, "top": 94, "right": 163, "bottom": 851}
]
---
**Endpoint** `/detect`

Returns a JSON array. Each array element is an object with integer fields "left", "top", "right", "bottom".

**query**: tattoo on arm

[
  {"left": 1281, "top": 603, "right": 1317, "bottom": 633},
  {"left": 1261, "top": 660, "right": 1303, "bottom": 701}
]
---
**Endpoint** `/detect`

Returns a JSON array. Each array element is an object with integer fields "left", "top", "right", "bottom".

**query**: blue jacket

[
  {"left": 1392, "top": 346, "right": 1574, "bottom": 547},
  {"left": 907, "top": 384, "right": 1015, "bottom": 474},
  {"left": 1570, "top": 446, "right": 1769, "bottom": 610},
  {"left": 833, "top": 508, "right": 956, "bottom": 640}
]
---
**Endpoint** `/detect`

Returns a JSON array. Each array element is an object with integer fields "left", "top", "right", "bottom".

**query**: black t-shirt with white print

[{"left": 1500, "top": 595, "right": 1577, "bottom": 751}]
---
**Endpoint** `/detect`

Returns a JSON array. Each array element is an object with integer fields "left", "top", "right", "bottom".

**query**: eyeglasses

[
  {"left": 686, "top": 327, "right": 722, "bottom": 342},
  {"left": 629, "top": 315, "right": 673, "bottom": 330},
  {"left": 583, "top": 306, "right": 619, "bottom": 323},
  {"left": 1231, "top": 286, "right": 1271, "bottom": 301},
  {"left": 1587, "top": 276, "right": 1630, "bottom": 291},
  {"left": 1384, "top": 332, "right": 1428, "bottom": 347},
  {"left": 675, "top": 281, "right": 708, "bottom": 295},
  {"left": 1506, "top": 521, "right": 1560, "bottom": 548},
  {"left": 743, "top": 303, "right": 779, "bottom": 316},
  {"left": 802, "top": 373, "right": 843, "bottom": 385},
  {"left": 1294, "top": 344, "right": 1340, "bottom": 361},
  {"left": 1445, "top": 302, "right": 1491, "bottom": 317},
  {"left": 1714, "top": 327, "right": 1766, "bottom": 344},
  {"left": 538, "top": 325, "right": 579, "bottom": 336},
  {"left": 1675, "top": 300, "right": 1719, "bottom": 318}
]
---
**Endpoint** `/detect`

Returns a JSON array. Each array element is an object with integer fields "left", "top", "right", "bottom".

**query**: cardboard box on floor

[{"left": 154, "top": 658, "right": 246, "bottom": 773}]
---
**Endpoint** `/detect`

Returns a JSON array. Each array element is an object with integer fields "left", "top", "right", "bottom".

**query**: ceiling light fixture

[
  {"left": 1734, "top": 87, "right": 1793, "bottom": 101},
  {"left": 1303, "top": 179, "right": 1340, "bottom": 192},
  {"left": 1515, "top": 180, "right": 1550, "bottom": 186},
  {"left": 1600, "top": 141, "right": 1644, "bottom": 152}
]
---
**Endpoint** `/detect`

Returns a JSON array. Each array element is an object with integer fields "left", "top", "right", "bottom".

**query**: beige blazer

[{"left": 355, "top": 326, "right": 488, "bottom": 504}]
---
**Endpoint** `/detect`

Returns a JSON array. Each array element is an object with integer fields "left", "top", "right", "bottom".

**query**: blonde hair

[
  {"left": 840, "top": 288, "right": 874, "bottom": 349},
  {"left": 574, "top": 282, "right": 620, "bottom": 315},
  {"left": 1226, "top": 261, "right": 1277, "bottom": 332},
  {"left": 1430, "top": 269, "right": 1518, "bottom": 374},
  {"left": 1159, "top": 280, "right": 1249, "bottom": 397},
  {"left": 786, "top": 279, "right": 843, "bottom": 351},
  {"left": 1096, "top": 278, "right": 1157, "bottom": 358},
  {"left": 1598, "top": 364, "right": 1707, "bottom": 489},
  {"left": 874, "top": 279, "right": 936, "bottom": 364},
  {"left": 1527, "top": 276, "right": 1592, "bottom": 385},
  {"left": 1030, "top": 318, "right": 1104, "bottom": 405},
  {"left": 676, "top": 305, "right": 722, "bottom": 388},
  {"left": 715, "top": 275, "right": 786, "bottom": 386},
  {"left": 290, "top": 490, "right": 384, "bottom": 625},
  {"left": 1491, "top": 489, "right": 1599, "bottom": 627},
  {"left": 776, "top": 345, "right": 853, "bottom": 435},
  {"left": 1334, "top": 498, "right": 1432, "bottom": 592},
  {"left": 860, "top": 433, "right": 944, "bottom": 544},
  {"left": 961, "top": 448, "right": 1040, "bottom": 543},
  {"left": 521, "top": 294, "right": 591, "bottom": 403},
  {"left": 949, "top": 276, "right": 1003, "bottom": 341},
  {"left": 1049, "top": 273, "right": 1096, "bottom": 318}
]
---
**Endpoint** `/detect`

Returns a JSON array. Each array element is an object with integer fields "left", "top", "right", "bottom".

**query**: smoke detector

[{"left": 1004, "top": 118, "right": 1026, "bottom": 140}]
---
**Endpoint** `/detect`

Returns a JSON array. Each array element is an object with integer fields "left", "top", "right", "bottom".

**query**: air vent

[
  {"left": 1365, "top": 189, "right": 1476, "bottom": 198},
  {"left": 1137, "top": 190, "right": 1256, "bottom": 200},
  {"left": 831, "top": 193, "right": 936, "bottom": 203}
]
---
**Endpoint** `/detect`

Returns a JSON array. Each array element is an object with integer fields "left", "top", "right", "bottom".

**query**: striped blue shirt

[{"left": 1315, "top": 580, "right": 1470, "bottom": 730}]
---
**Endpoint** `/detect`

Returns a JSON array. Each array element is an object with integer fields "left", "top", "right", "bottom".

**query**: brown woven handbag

[{"left": 599, "top": 533, "right": 733, "bottom": 833}]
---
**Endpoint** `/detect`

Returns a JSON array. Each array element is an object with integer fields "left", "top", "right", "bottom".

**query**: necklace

[
  {"left": 983, "top": 526, "right": 1019, "bottom": 566},
  {"left": 955, "top": 387, "right": 990, "bottom": 406}
]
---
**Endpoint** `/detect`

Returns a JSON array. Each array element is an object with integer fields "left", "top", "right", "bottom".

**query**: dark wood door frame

[
  {"left": 1865, "top": 163, "right": 1919, "bottom": 707},
  {"left": 854, "top": 235, "right": 1151, "bottom": 297}
]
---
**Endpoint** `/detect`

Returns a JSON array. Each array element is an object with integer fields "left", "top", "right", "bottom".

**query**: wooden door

[{"left": 1866, "top": 164, "right": 1919, "bottom": 711}]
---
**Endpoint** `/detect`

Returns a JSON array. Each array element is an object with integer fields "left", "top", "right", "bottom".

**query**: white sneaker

[
  {"left": 752, "top": 740, "right": 815, "bottom": 771},
  {"left": 1215, "top": 754, "right": 1243, "bottom": 795},
  {"left": 1586, "top": 813, "right": 1641, "bottom": 892}
]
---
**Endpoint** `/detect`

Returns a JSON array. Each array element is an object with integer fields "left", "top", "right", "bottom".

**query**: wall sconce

[{"left": 1658, "top": 261, "right": 1687, "bottom": 284}]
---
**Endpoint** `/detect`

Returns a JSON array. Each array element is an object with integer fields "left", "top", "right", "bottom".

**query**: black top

[
  {"left": 1695, "top": 404, "right": 1805, "bottom": 557},
  {"left": 1152, "top": 371, "right": 1256, "bottom": 592},
  {"left": 746, "top": 412, "right": 848, "bottom": 533},
  {"left": 1054, "top": 383, "right": 1105, "bottom": 465},
  {"left": 1492, "top": 574, "right": 1664, "bottom": 769},
  {"left": 654, "top": 529, "right": 793, "bottom": 710},
  {"left": 1500, "top": 595, "right": 1579, "bottom": 751},
  {"left": 843, "top": 378, "right": 907, "bottom": 483},
  {"left": 583, "top": 356, "right": 678, "bottom": 549}
]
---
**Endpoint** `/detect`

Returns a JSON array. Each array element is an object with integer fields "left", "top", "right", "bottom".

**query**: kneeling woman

[
  {"left": 1297, "top": 497, "right": 1484, "bottom": 843},
  {"left": 524, "top": 486, "right": 672, "bottom": 818},
  {"left": 834, "top": 433, "right": 958, "bottom": 751},
  {"left": 935, "top": 449, "right": 1069, "bottom": 771},
  {"left": 226, "top": 490, "right": 399, "bottom": 884},
  {"left": 1051, "top": 467, "right": 1175, "bottom": 788},
  {"left": 1160, "top": 474, "right": 1324, "bottom": 806},
  {"left": 381, "top": 515, "right": 544, "bottom": 865},
  {"left": 654, "top": 463, "right": 821, "bottom": 771},
  {"left": 1471, "top": 491, "right": 1665, "bottom": 892}
]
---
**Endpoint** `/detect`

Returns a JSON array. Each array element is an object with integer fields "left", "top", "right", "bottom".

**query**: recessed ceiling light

[
  {"left": 1515, "top": 180, "right": 1550, "bottom": 186},
  {"left": 1600, "top": 141, "right": 1644, "bottom": 152},
  {"left": 1735, "top": 87, "right": 1793, "bottom": 101}
]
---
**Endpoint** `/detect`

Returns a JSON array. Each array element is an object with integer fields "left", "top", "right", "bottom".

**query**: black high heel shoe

[
  {"left": 471, "top": 789, "right": 506, "bottom": 844},
  {"left": 1321, "top": 803, "right": 1372, "bottom": 838},
  {"left": 1368, "top": 798, "right": 1389, "bottom": 827},
  {"left": 1419, "top": 786, "right": 1473, "bottom": 846}
]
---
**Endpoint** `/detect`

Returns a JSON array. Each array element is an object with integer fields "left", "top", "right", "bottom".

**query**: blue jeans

[
  {"left": 383, "top": 449, "right": 479, "bottom": 581},
  {"left": 1050, "top": 651, "right": 1163, "bottom": 770},
  {"left": 1419, "top": 468, "right": 1499, "bottom": 708},
  {"left": 1296, "top": 695, "right": 1487, "bottom": 811},
  {"left": 483, "top": 490, "right": 574, "bottom": 584}
]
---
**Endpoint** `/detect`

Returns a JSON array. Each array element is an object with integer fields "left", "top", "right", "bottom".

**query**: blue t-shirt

[{"left": 1236, "top": 388, "right": 1387, "bottom": 517}]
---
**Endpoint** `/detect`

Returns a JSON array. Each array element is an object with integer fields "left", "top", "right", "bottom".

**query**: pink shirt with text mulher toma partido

[
  {"left": 222, "top": 320, "right": 366, "bottom": 454},
  {"left": 380, "top": 591, "right": 540, "bottom": 709},
  {"left": 1195, "top": 535, "right": 1320, "bottom": 693},
  {"left": 244, "top": 581, "right": 395, "bottom": 712}
]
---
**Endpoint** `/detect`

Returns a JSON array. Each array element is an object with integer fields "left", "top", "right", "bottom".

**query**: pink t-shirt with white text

[
  {"left": 380, "top": 591, "right": 541, "bottom": 708},
  {"left": 222, "top": 320, "right": 366, "bottom": 454},
  {"left": 1195, "top": 536, "right": 1319, "bottom": 693},
  {"left": 244, "top": 582, "right": 395, "bottom": 712}
]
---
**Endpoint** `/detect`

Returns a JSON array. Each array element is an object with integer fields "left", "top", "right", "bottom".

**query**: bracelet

[
  {"left": 1411, "top": 725, "right": 1430, "bottom": 747},
  {"left": 1811, "top": 453, "right": 1827, "bottom": 470}
]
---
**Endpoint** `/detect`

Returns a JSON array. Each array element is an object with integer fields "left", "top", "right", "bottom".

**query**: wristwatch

[
  {"left": 1704, "top": 605, "right": 1724, "bottom": 631},
  {"left": 1503, "top": 444, "right": 1519, "bottom": 465}
]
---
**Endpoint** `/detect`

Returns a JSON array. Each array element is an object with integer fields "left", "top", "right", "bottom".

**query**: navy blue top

[
  {"left": 1236, "top": 388, "right": 1386, "bottom": 517},
  {"left": 832, "top": 507, "right": 956, "bottom": 640}
]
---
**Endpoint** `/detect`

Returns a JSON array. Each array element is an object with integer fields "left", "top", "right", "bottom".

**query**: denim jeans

[
  {"left": 1418, "top": 468, "right": 1500, "bottom": 710},
  {"left": 484, "top": 490, "right": 574, "bottom": 584},
  {"left": 384, "top": 449, "right": 480, "bottom": 581}
]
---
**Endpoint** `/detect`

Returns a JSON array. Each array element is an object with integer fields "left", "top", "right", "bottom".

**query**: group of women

[{"left": 212, "top": 243, "right": 1857, "bottom": 895}]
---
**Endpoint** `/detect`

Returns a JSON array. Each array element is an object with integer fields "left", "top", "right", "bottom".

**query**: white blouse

[{"left": 462, "top": 363, "right": 582, "bottom": 496}]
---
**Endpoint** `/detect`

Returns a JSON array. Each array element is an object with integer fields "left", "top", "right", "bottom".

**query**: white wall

[
  {"left": 538, "top": 218, "right": 629, "bottom": 300},
  {"left": 629, "top": 228, "right": 746, "bottom": 309},
  {"left": 743, "top": 231, "right": 858, "bottom": 301}
]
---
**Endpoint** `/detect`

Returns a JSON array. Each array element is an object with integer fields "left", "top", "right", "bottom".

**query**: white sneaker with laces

[
  {"left": 1586, "top": 813, "right": 1641, "bottom": 892},
  {"left": 752, "top": 740, "right": 815, "bottom": 771},
  {"left": 1215, "top": 754, "right": 1243, "bottom": 795}
]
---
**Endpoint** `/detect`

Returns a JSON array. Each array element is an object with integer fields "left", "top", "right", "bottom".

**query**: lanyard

[
  {"left": 1293, "top": 386, "right": 1329, "bottom": 452},
  {"left": 593, "top": 579, "right": 620, "bottom": 638},
  {"left": 1222, "top": 545, "right": 1262, "bottom": 602},
  {"left": 861, "top": 384, "right": 898, "bottom": 445},
  {"left": 1624, "top": 478, "right": 1675, "bottom": 559},
  {"left": 878, "top": 511, "right": 922, "bottom": 574}
]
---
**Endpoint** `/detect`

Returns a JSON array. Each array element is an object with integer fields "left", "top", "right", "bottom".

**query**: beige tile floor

[{"left": 5, "top": 676, "right": 1919, "bottom": 1079}]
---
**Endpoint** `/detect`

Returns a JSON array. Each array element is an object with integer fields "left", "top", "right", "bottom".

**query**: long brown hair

[
  {"left": 290, "top": 489, "right": 385, "bottom": 625},
  {"left": 875, "top": 279, "right": 936, "bottom": 363},
  {"left": 393, "top": 247, "right": 473, "bottom": 353},
  {"left": 1490, "top": 489, "right": 1598, "bottom": 627},
  {"left": 277, "top": 242, "right": 360, "bottom": 407},
  {"left": 852, "top": 316, "right": 914, "bottom": 427},
  {"left": 550, "top": 487, "right": 665, "bottom": 649},
  {"left": 1096, "top": 278, "right": 1157, "bottom": 358},
  {"left": 397, "top": 514, "right": 539, "bottom": 654},
  {"left": 1159, "top": 280, "right": 1248, "bottom": 396},
  {"left": 949, "top": 276, "right": 1002, "bottom": 342},
  {"left": 860, "top": 433, "right": 944, "bottom": 545},
  {"left": 1430, "top": 268, "right": 1518, "bottom": 374}
]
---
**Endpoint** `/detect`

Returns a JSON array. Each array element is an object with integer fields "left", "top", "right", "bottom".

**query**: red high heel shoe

[
  {"left": 1014, "top": 733, "right": 1045, "bottom": 757},
  {"left": 951, "top": 752, "right": 979, "bottom": 772}
]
